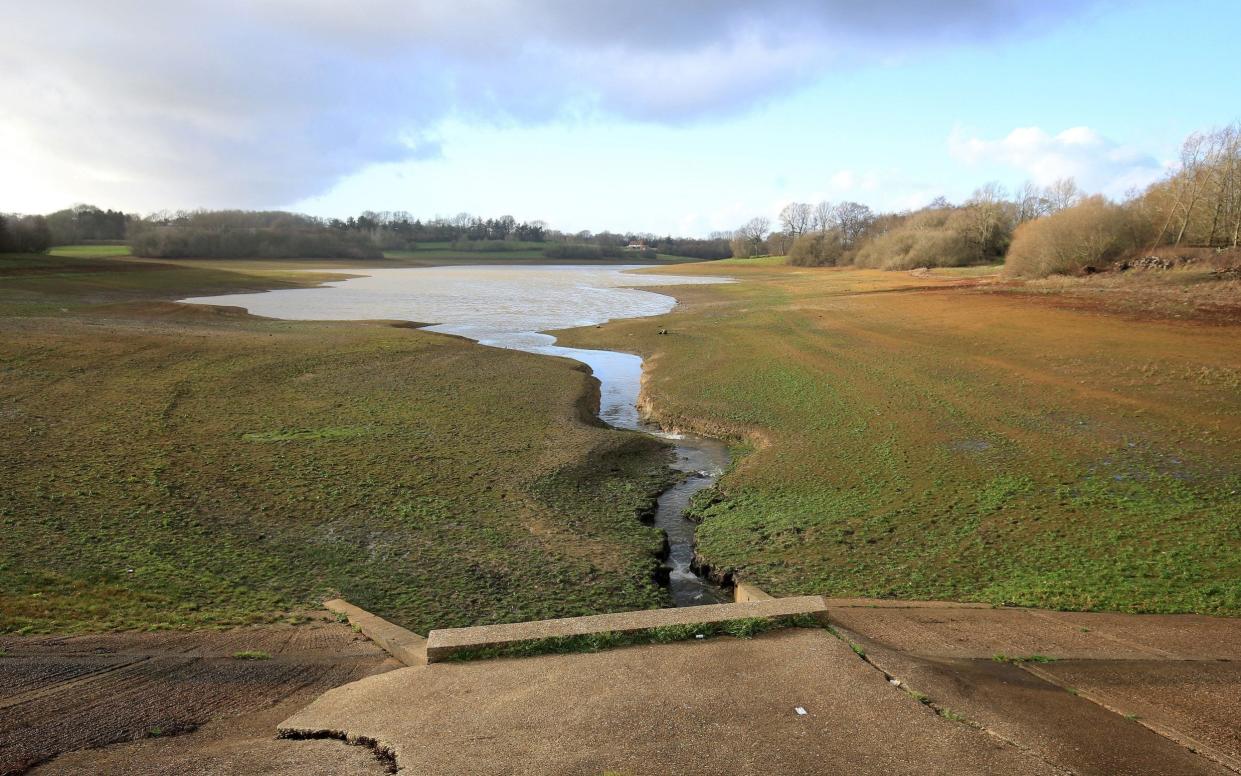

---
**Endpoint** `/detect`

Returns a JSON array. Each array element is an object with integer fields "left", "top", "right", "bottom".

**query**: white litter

[
  {"left": 695, "top": 634, "right": 705, "bottom": 639},
  {"left": 888, "top": 678, "right": 901, "bottom": 686},
  {"left": 794, "top": 707, "right": 808, "bottom": 716}
]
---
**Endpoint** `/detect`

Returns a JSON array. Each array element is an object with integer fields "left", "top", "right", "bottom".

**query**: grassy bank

[
  {"left": 0, "top": 254, "right": 672, "bottom": 634},
  {"left": 557, "top": 264, "right": 1241, "bottom": 614}
]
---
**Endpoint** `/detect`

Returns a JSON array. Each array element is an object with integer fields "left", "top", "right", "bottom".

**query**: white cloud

[
  {"left": 948, "top": 124, "right": 1163, "bottom": 196},
  {"left": 0, "top": 1, "right": 1104, "bottom": 212}
]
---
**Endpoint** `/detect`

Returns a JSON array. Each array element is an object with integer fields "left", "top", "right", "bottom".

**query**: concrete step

[
  {"left": 324, "top": 599, "right": 427, "bottom": 666},
  {"left": 425, "top": 595, "right": 827, "bottom": 662}
]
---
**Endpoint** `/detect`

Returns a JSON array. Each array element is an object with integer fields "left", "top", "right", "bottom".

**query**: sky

[{"left": 2, "top": 0, "right": 1238, "bottom": 236}]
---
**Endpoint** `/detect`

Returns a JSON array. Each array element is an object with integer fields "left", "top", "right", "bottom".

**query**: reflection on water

[{"left": 181, "top": 264, "right": 733, "bottom": 605}]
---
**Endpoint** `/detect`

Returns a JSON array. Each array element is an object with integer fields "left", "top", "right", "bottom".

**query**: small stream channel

[
  {"left": 514, "top": 343, "right": 733, "bottom": 607},
  {"left": 180, "top": 264, "right": 733, "bottom": 607}
]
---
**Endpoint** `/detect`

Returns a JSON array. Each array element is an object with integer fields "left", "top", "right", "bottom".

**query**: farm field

[
  {"left": 557, "top": 262, "right": 1241, "bottom": 614},
  {"left": 0, "top": 254, "right": 673, "bottom": 635}
]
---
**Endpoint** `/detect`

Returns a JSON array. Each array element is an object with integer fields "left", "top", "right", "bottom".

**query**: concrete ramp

[
  {"left": 279, "top": 628, "right": 1058, "bottom": 775},
  {"left": 424, "top": 595, "right": 827, "bottom": 662}
]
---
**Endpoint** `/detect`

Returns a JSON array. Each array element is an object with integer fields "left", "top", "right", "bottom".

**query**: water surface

[{"left": 182, "top": 264, "right": 733, "bottom": 605}]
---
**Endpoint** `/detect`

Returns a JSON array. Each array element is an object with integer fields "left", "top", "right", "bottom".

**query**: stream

[{"left": 181, "top": 264, "right": 733, "bottom": 606}]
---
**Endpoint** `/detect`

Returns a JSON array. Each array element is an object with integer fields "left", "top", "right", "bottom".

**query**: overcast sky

[{"left": 2, "top": 0, "right": 1238, "bottom": 235}]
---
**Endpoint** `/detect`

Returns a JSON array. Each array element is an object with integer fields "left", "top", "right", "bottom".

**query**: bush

[
  {"left": 788, "top": 230, "right": 846, "bottom": 266},
  {"left": 852, "top": 204, "right": 1007, "bottom": 270},
  {"left": 1005, "top": 196, "right": 1147, "bottom": 277}
]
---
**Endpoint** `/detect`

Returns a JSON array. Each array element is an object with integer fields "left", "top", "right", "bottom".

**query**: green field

[
  {"left": 384, "top": 244, "right": 699, "bottom": 263},
  {"left": 558, "top": 264, "right": 1241, "bottom": 614},
  {"left": 48, "top": 244, "right": 131, "bottom": 258},
  {"left": 0, "top": 254, "right": 673, "bottom": 634}
]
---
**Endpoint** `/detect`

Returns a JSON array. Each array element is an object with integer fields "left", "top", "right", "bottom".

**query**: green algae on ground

[
  {"left": 0, "top": 254, "right": 674, "bottom": 634},
  {"left": 557, "top": 264, "right": 1241, "bottom": 615}
]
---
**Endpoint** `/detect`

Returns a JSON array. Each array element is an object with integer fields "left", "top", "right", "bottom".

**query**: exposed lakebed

[{"left": 182, "top": 264, "right": 733, "bottom": 606}]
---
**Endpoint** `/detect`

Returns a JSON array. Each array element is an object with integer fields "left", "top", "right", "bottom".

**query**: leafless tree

[
  {"left": 964, "top": 182, "right": 1013, "bottom": 262},
  {"left": 1045, "top": 178, "right": 1082, "bottom": 213},
  {"left": 833, "top": 202, "right": 874, "bottom": 247},
  {"left": 734, "top": 216, "right": 771, "bottom": 257},
  {"left": 812, "top": 201, "right": 835, "bottom": 233},
  {"left": 1015, "top": 181, "right": 1051, "bottom": 223},
  {"left": 779, "top": 202, "right": 813, "bottom": 242}
]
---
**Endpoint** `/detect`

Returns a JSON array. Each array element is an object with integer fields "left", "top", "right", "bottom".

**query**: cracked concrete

[{"left": 281, "top": 628, "right": 1062, "bottom": 775}]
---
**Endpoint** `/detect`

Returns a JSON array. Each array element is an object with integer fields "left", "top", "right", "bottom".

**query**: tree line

[
  {"left": 735, "top": 121, "right": 1240, "bottom": 277},
  {"left": 0, "top": 214, "right": 53, "bottom": 253},
  {"left": 1, "top": 204, "right": 733, "bottom": 261}
]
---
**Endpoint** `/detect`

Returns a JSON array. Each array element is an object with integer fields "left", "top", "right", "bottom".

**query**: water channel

[{"left": 182, "top": 264, "right": 733, "bottom": 606}]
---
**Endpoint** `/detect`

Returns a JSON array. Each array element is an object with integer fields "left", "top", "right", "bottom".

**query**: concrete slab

[
  {"left": 827, "top": 606, "right": 1169, "bottom": 659},
  {"left": 1027, "top": 610, "right": 1241, "bottom": 661},
  {"left": 325, "top": 599, "right": 427, "bottom": 666},
  {"left": 838, "top": 630, "right": 1230, "bottom": 776},
  {"left": 281, "top": 629, "right": 1059, "bottom": 775},
  {"left": 424, "top": 595, "right": 826, "bottom": 662},
  {"left": 1035, "top": 660, "right": 1241, "bottom": 772}
]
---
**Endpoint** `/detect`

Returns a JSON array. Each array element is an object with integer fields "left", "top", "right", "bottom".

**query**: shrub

[
  {"left": 788, "top": 230, "right": 846, "bottom": 266},
  {"left": 850, "top": 202, "right": 1009, "bottom": 270},
  {"left": 1005, "top": 196, "right": 1146, "bottom": 277}
]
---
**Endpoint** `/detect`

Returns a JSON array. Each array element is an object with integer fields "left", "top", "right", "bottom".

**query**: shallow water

[{"left": 181, "top": 264, "right": 733, "bottom": 606}]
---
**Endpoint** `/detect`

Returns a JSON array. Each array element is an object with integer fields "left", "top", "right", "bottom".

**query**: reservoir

[{"left": 182, "top": 264, "right": 733, "bottom": 606}]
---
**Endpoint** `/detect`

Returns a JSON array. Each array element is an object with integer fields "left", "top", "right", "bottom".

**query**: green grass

[
  {"left": 240, "top": 426, "right": 375, "bottom": 443},
  {"left": 0, "top": 255, "right": 675, "bottom": 634},
  {"left": 714, "top": 255, "right": 788, "bottom": 266},
  {"left": 231, "top": 650, "right": 271, "bottom": 660},
  {"left": 558, "top": 264, "right": 1241, "bottom": 615},
  {"left": 48, "top": 245, "right": 131, "bottom": 258}
]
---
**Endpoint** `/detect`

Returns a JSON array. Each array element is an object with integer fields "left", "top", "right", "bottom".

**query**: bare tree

[
  {"left": 964, "top": 182, "right": 1013, "bottom": 262},
  {"left": 1045, "top": 178, "right": 1082, "bottom": 213},
  {"left": 1015, "top": 181, "right": 1050, "bottom": 223},
  {"left": 779, "top": 202, "right": 813, "bottom": 242},
  {"left": 833, "top": 202, "right": 874, "bottom": 247},
  {"left": 734, "top": 216, "right": 771, "bottom": 257},
  {"left": 812, "top": 201, "right": 835, "bottom": 233}
]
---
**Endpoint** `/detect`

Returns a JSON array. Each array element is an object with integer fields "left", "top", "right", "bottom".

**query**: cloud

[
  {"left": 948, "top": 124, "right": 1164, "bottom": 196},
  {"left": 1, "top": 1, "right": 1103, "bottom": 210}
]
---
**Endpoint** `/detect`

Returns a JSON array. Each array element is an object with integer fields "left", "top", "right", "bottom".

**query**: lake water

[{"left": 181, "top": 264, "right": 733, "bottom": 605}]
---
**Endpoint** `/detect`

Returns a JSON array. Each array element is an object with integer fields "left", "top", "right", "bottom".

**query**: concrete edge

[
  {"left": 325, "top": 598, "right": 427, "bottom": 667},
  {"left": 733, "top": 581, "right": 775, "bottom": 603},
  {"left": 425, "top": 596, "right": 828, "bottom": 663}
]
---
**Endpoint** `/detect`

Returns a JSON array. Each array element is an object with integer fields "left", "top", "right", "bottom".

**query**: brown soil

[{"left": 0, "top": 619, "right": 394, "bottom": 775}]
